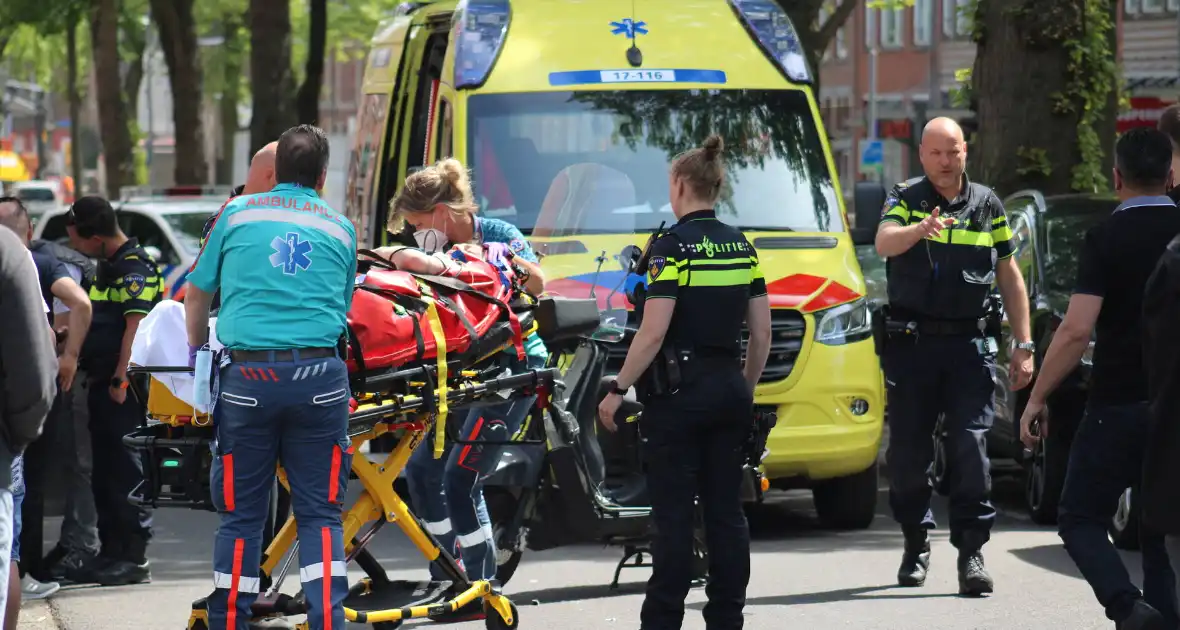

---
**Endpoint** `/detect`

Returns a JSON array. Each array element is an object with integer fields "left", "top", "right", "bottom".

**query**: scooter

[{"left": 483, "top": 247, "right": 774, "bottom": 589}]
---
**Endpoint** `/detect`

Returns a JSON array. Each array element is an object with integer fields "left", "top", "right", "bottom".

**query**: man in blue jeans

[
  {"left": 1019, "top": 128, "right": 1180, "bottom": 630},
  {"left": 185, "top": 125, "right": 357, "bottom": 630}
]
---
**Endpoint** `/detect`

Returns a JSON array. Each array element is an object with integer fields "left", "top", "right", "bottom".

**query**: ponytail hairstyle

[
  {"left": 671, "top": 134, "right": 725, "bottom": 202},
  {"left": 388, "top": 157, "right": 479, "bottom": 231}
]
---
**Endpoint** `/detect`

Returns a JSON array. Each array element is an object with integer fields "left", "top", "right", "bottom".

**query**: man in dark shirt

[
  {"left": 1158, "top": 104, "right": 1180, "bottom": 204},
  {"left": 1019, "top": 128, "right": 1180, "bottom": 630}
]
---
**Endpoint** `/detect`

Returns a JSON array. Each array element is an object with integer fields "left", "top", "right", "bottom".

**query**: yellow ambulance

[{"left": 346, "top": 0, "right": 885, "bottom": 528}]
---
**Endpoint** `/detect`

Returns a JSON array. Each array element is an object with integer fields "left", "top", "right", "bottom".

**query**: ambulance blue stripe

[{"left": 548, "top": 69, "right": 727, "bottom": 86}]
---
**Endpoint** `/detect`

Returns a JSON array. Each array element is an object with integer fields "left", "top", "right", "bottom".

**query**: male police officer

[
  {"left": 65, "top": 196, "right": 162, "bottom": 586},
  {"left": 185, "top": 125, "right": 357, "bottom": 630},
  {"left": 875, "top": 118, "right": 1034, "bottom": 595},
  {"left": 598, "top": 134, "right": 772, "bottom": 630}
]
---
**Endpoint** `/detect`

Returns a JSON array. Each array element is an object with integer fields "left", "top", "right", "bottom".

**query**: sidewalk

[{"left": 18, "top": 599, "right": 59, "bottom": 630}]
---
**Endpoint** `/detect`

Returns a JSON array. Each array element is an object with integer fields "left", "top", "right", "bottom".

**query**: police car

[{"left": 32, "top": 186, "right": 231, "bottom": 299}]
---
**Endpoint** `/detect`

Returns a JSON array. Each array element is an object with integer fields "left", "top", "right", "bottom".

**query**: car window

[
  {"left": 36, "top": 214, "right": 70, "bottom": 244},
  {"left": 1009, "top": 211, "right": 1035, "bottom": 290},
  {"left": 17, "top": 187, "right": 55, "bottom": 202},
  {"left": 161, "top": 212, "right": 213, "bottom": 256},
  {"left": 121, "top": 211, "right": 179, "bottom": 266}
]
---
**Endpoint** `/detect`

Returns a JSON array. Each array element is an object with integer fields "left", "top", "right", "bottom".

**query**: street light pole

[
  {"left": 867, "top": 5, "right": 880, "bottom": 182},
  {"left": 144, "top": 12, "right": 155, "bottom": 181}
]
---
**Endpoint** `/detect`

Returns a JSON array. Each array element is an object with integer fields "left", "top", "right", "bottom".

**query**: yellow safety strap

[{"left": 422, "top": 291, "right": 449, "bottom": 459}]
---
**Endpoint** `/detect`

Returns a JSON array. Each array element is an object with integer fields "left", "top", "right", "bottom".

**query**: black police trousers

[
  {"left": 87, "top": 374, "right": 153, "bottom": 563},
  {"left": 640, "top": 359, "right": 753, "bottom": 630},
  {"left": 883, "top": 334, "right": 996, "bottom": 550}
]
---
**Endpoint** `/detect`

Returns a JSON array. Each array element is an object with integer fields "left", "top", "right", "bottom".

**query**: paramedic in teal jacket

[
  {"left": 392, "top": 158, "right": 547, "bottom": 621},
  {"left": 184, "top": 125, "right": 358, "bottom": 630}
]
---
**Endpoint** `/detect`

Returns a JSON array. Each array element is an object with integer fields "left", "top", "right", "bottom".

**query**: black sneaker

[
  {"left": 957, "top": 551, "right": 994, "bottom": 596},
  {"left": 1117, "top": 599, "right": 1169, "bottom": 630},
  {"left": 64, "top": 553, "right": 114, "bottom": 585},
  {"left": 92, "top": 560, "right": 151, "bottom": 587},
  {"left": 897, "top": 532, "right": 931, "bottom": 587}
]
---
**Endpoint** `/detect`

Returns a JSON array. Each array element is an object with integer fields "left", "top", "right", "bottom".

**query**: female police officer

[{"left": 598, "top": 134, "right": 772, "bottom": 630}]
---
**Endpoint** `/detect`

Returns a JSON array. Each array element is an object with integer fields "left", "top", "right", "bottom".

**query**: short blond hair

[{"left": 388, "top": 158, "right": 478, "bottom": 231}]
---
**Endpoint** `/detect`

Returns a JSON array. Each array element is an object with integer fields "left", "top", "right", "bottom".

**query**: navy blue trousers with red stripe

[
  {"left": 405, "top": 355, "right": 543, "bottom": 582},
  {"left": 208, "top": 353, "right": 353, "bottom": 630}
]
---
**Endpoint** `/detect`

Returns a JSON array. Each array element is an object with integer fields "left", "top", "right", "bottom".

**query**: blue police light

[
  {"left": 727, "top": 0, "right": 812, "bottom": 84},
  {"left": 452, "top": 0, "right": 511, "bottom": 90}
]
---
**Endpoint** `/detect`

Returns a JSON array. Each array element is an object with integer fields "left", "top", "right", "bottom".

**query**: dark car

[{"left": 984, "top": 191, "right": 1138, "bottom": 547}]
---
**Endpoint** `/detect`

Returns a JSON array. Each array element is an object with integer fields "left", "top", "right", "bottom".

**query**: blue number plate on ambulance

[{"left": 548, "top": 69, "right": 727, "bottom": 86}]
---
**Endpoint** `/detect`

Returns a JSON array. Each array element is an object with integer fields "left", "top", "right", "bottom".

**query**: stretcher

[{"left": 122, "top": 254, "right": 602, "bottom": 630}]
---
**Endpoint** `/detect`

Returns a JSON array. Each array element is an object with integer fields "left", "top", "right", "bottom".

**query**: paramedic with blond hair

[
  {"left": 184, "top": 125, "right": 357, "bottom": 630},
  {"left": 389, "top": 157, "right": 547, "bottom": 621}
]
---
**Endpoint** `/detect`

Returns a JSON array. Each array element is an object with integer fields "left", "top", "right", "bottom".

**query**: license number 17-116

[{"left": 599, "top": 70, "right": 676, "bottom": 83}]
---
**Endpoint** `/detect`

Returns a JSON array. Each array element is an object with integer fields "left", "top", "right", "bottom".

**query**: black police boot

[
  {"left": 94, "top": 536, "right": 151, "bottom": 587},
  {"left": 1116, "top": 599, "right": 1169, "bottom": 630},
  {"left": 897, "top": 527, "right": 931, "bottom": 587},
  {"left": 957, "top": 550, "right": 994, "bottom": 596}
]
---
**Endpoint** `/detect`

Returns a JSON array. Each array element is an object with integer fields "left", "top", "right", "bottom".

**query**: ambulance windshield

[{"left": 466, "top": 89, "right": 842, "bottom": 236}]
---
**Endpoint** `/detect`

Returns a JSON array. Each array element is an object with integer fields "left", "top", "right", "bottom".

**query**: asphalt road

[{"left": 22, "top": 473, "right": 1133, "bottom": 630}]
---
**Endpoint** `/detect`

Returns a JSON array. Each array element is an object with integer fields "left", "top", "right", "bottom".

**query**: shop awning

[{"left": 0, "top": 151, "right": 30, "bottom": 182}]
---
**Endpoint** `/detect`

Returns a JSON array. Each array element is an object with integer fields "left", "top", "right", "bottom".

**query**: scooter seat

[{"left": 604, "top": 475, "right": 649, "bottom": 507}]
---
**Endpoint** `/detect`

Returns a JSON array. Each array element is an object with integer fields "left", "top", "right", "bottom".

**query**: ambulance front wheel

[{"left": 483, "top": 601, "right": 520, "bottom": 630}]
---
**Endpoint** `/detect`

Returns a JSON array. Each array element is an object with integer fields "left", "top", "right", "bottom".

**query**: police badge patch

[
  {"left": 125, "top": 273, "right": 146, "bottom": 298},
  {"left": 648, "top": 256, "right": 666, "bottom": 281},
  {"left": 881, "top": 194, "right": 898, "bottom": 217}
]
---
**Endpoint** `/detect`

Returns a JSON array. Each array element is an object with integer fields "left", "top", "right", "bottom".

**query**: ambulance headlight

[
  {"left": 452, "top": 0, "right": 511, "bottom": 90},
  {"left": 814, "top": 298, "right": 873, "bottom": 346},
  {"left": 727, "top": 0, "right": 812, "bottom": 84}
]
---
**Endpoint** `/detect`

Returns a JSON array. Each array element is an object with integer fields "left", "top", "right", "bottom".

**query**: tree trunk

[
  {"left": 973, "top": 0, "right": 1079, "bottom": 196},
  {"left": 216, "top": 13, "right": 243, "bottom": 186},
  {"left": 249, "top": 0, "right": 296, "bottom": 155},
  {"left": 90, "top": 0, "right": 136, "bottom": 198},
  {"left": 296, "top": 0, "right": 327, "bottom": 125},
  {"left": 121, "top": 28, "right": 146, "bottom": 125},
  {"left": 67, "top": 13, "right": 84, "bottom": 196},
  {"left": 149, "top": 0, "right": 209, "bottom": 185}
]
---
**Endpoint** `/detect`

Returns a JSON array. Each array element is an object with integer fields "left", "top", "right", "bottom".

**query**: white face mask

[
  {"left": 413, "top": 212, "right": 448, "bottom": 252},
  {"left": 413, "top": 228, "right": 447, "bottom": 252}
]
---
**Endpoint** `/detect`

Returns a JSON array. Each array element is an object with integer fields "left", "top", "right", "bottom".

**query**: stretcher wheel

[{"left": 483, "top": 600, "right": 519, "bottom": 630}]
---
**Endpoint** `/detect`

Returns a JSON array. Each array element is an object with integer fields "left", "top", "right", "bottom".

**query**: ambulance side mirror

[{"left": 853, "top": 182, "right": 887, "bottom": 232}]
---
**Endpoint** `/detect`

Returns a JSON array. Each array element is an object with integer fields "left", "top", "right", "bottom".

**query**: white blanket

[{"left": 129, "top": 300, "right": 222, "bottom": 413}]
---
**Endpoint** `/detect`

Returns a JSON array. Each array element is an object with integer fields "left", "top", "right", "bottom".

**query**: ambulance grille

[{"left": 604, "top": 309, "right": 806, "bottom": 385}]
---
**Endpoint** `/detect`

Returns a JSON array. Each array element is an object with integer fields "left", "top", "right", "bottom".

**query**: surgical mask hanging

[{"left": 193, "top": 345, "right": 213, "bottom": 410}]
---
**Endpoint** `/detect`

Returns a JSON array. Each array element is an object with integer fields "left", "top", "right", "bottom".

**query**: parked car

[
  {"left": 12, "top": 179, "right": 66, "bottom": 219},
  {"left": 33, "top": 186, "right": 231, "bottom": 299},
  {"left": 981, "top": 191, "right": 1138, "bottom": 548}
]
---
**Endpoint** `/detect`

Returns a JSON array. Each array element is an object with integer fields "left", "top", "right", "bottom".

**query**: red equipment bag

[{"left": 344, "top": 250, "right": 526, "bottom": 374}]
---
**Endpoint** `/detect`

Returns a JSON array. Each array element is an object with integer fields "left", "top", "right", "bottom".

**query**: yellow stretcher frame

[{"left": 176, "top": 312, "right": 541, "bottom": 629}]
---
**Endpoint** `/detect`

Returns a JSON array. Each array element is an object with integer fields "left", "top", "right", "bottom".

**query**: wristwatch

[
  {"left": 110, "top": 376, "right": 129, "bottom": 390},
  {"left": 609, "top": 380, "right": 628, "bottom": 396},
  {"left": 1014, "top": 341, "right": 1036, "bottom": 353}
]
